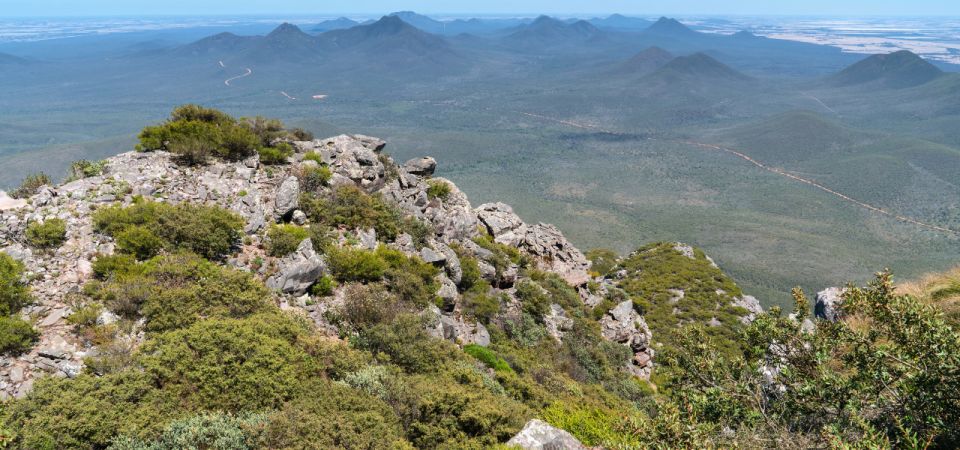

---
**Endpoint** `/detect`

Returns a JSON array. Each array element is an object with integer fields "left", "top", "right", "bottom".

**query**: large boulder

[
  {"left": 815, "top": 287, "right": 845, "bottom": 321},
  {"left": 475, "top": 202, "right": 526, "bottom": 245},
  {"left": 274, "top": 176, "right": 300, "bottom": 219},
  {"left": 521, "top": 223, "right": 591, "bottom": 286},
  {"left": 266, "top": 239, "right": 326, "bottom": 295},
  {"left": 600, "top": 300, "right": 654, "bottom": 378},
  {"left": 732, "top": 295, "right": 763, "bottom": 324},
  {"left": 507, "top": 419, "right": 587, "bottom": 450},
  {"left": 402, "top": 157, "right": 437, "bottom": 176}
]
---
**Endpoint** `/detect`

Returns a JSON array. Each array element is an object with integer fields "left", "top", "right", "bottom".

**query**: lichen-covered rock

[
  {"left": 266, "top": 238, "right": 326, "bottom": 295},
  {"left": 507, "top": 419, "right": 587, "bottom": 450},
  {"left": 815, "top": 287, "right": 845, "bottom": 321},
  {"left": 521, "top": 223, "right": 591, "bottom": 286},
  {"left": 544, "top": 304, "right": 574, "bottom": 341},
  {"left": 402, "top": 156, "right": 437, "bottom": 176},
  {"left": 733, "top": 295, "right": 763, "bottom": 324},
  {"left": 475, "top": 202, "right": 526, "bottom": 246},
  {"left": 274, "top": 176, "right": 300, "bottom": 219}
]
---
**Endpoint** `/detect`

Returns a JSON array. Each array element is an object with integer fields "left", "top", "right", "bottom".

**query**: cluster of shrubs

[
  {"left": 24, "top": 219, "right": 67, "bottom": 250},
  {"left": 136, "top": 105, "right": 310, "bottom": 166},
  {"left": 300, "top": 185, "right": 431, "bottom": 247},
  {"left": 93, "top": 198, "right": 243, "bottom": 260},
  {"left": 8, "top": 173, "right": 50, "bottom": 199},
  {"left": 0, "top": 253, "right": 38, "bottom": 355}
]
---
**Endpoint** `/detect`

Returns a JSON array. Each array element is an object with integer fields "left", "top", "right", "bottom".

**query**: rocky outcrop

[
  {"left": 265, "top": 238, "right": 326, "bottom": 295},
  {"left": 815, "top": 287, "right": 845, "bottom": 321},
  {"left": 297, "top": 135, "right": 387, "bottom": 191},
  {"left": 402, "top": 157, "right": 437, "bottom": 176},
  {"left": 733, "top": 295, "right": 763, "bottom": 324},
  {"left": 507, "top": 419, "right": 587, "bottom": 450},
  {"left": 600, "top": 300, "right": 654, "bottom": 378}
]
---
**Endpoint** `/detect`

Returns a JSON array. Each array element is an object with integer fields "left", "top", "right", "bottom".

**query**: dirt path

[
  {"left": 801, "top": 92, "right": 839, "bottom": 115},
  {"left": 224, "top": 68, "right": 252, "bottom": 86},
  {"left": 518, "top": 111, "right": 959, "bottom": 236},
  {"left": 280, "top": 91, "right": 297, "bottom": 100}
]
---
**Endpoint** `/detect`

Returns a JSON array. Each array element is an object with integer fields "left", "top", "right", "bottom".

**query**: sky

[{"left": 4, "top": 0, "right": 960, "bottom": 18}]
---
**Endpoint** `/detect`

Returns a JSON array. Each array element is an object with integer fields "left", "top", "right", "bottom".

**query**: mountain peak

[
  {"left": 646, "top": 17, "right": 697, "bottom": 36},
  {"left": 831, "top": 50, "right": 943, "bottom": 88},
  {"left": 613, "top": 46, "right": 675, "bottom": 74},
  {"left": 268, "top": 23, "right": 306, "bottom": 38},
  {"left": 651, "top": 52, "right": 749, "bottom": 82}
]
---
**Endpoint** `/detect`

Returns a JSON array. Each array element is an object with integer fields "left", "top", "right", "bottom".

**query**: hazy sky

[{"left": 4, "top": 0, "right": 960, "bottom": 17}]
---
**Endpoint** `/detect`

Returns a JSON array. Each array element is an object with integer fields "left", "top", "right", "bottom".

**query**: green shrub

[
  {"left": 303, "top": 151, "right": 324, "bottom": 164},
  {"left": 452, "top": 244, "right": 482, "bottom": 291},
  {"left": 136, "top": 106, "right": 274, "bottom": 164},
  {"left": 86, "top": 252, "right": 272, "bottom": 332},
  {"left": 0, "top": 316, "right": 38, "bottom": 355},
  {"left": 300, "top": 186, "right": 408, "bottom": 242},
  {"left": 310, "top": 275, "right": 336, "bottom": 297},
  {"left": 586, "top": 248, "right": 619, "bottom": 277},
  {"left": 257, "top": 381, "right": 408, "bottom": 449},
  {"left": 326, "top": 247, "right": 388, "bottom": 283},
  {"left": 297, "top": 165, "right": 332, "bottom": 192},
  {"left": 138, "top": 314, "right": 316, "bottom": 412},
  {"left": 257, "top": 143, "right": 294, "bottom": 165},
  {"left": 67, "top": 160, "right": 107, "bottom": 181},
  {"left": 25, "top": 218, "right": 67, "bottom": 249},
  {"left": 266, "top": 224, "right": 309, "bottom": 257},
  {"left": 3, "top": 371, "right": 179, "bottom": 449},
  {"left": 377, "top": 246, "right": 439, "bottom": 308},
  {"left": 115, "top": 225, "right": 165, "bottom": 260},
  {"left": 463, "top": 344, "right": 513, "bottom": 373},
  {"left": 515, "top": 280, "right": 551, "bottom": 318},
  {"left": 426, "top": 179, "right": 452, "bottom": 200},
  {"left": 355, "top": 313, "right": 459, "bottom": 373},
  {"left": 462, "top": 282, "right": 500, "bottom": 323},
  {"left": 404, "top": 374, "right": 528, "bottom": 448},
  {"left": 110, "top": 412, "right": 267, "bottom": 450},
  {"left": 9, "top": 172, "right": 50, "bottom": 199},
  {"left": 91, "top": 254, "right": 140, "bottom": 280},
  {"left": 0, "top": 253, "right": 31, "bottom": 316},
  {"left": 93, "top": 199, "right": 243, "bottom": 260}
]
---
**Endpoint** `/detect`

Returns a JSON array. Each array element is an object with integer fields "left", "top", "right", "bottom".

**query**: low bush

[
  {"left": 326, "top": 247, "right": 388, "bottom": 283},
  {"left": 84, "top": 252, "right": 271, "bottom": 332},
  {"left": 67, "top": 160, "right": 107, "bottom": 181},
  {"left": 310, "top": 275, "right": 336, "bottom": 297},
  {"left": 138, "top": 314, "right": 316, "bottom": 412},
  {"left": 0, "top": 316, "right": 38, "bottom": 355},
  {"left": 25, "top": 219, "right": 67, "bottom": 249},
  {"left": 426, "top": 179, "right": 452, "bottom": 200},
  {"left": 93, "top": 199, "right": 243, "bottom": 260},
  {"left": 461, "top": 281, "right": 500, "bottom": 323},
  {"left": 3, "top": 371, "right": 180, "bottom": 449},
  {"left": 110, "top": 412, "right": 267, "bottom": 450},
  {"left": 298, "top": 164, "right": 332, "bottom": 193},
  {"left": 91, "top": 254, "right": 140, "bottom": 280},
  {"left": 463, "top": 344, "right": 513, "bottom": 373},
  {"left": 257, "top": 142, "right": 294, "bottom": 165},
  {"left": 9, "top": 173, "right": 50, "bottom": 199},
  {"left": 0, "top": 253, "right": 31, "bottom": 316},
  {"left": 300, "top": 186, "right": 408, "bottom": 242},
  {"left": 257, "top": 381, "right": 408, "bottom": 449},
  {"left": 586, "top": 248, "right": 619, "bottom": 277},
  {"left": 266, "top": 224, "right": 309, "bottom": 257}
]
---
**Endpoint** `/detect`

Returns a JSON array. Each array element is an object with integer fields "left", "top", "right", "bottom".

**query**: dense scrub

[
  {"left": 0, "top": 253, "right": 37, "bottom": 355},
  {"left": 136, "top": 105, "right": 304, "bottom": 166}
]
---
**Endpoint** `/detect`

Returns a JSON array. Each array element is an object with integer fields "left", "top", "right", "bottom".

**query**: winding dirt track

[
  {"left": 224, "top": 68, "right": 252, "bottom": 86},
  {"left": 518, "top": 112, "right": 959, "bottom": 236}
]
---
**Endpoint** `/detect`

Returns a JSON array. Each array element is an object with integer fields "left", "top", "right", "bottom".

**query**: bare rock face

[
  {"left": 266, "top": 239, "right": 326, "bottom": 295},
  {"left": 300, "top": 135, "right": 387, "bottom": 191},
  {"left": 815, "top": 287, "right": 845, "bottom": 321},
  {"left": 274, "top": 176, "right": 300, "bottom": 220},
  {"left": 600, "top": 300, "right": 654, "bottom": 378},
  {"left": 402, "top": 157, "right": 437, "bottom": 176},
  {"left": 520, "top": 223, "right": 592, "bottom": 286},
  {"left": 732, "top": 295, "right": 763, "bottom": 324},
  {"left": 507, "top": 419, "right": 587, "bottom": 450},
  {"left": 475, "top": 202, "right": 526, "bottom": 246}
]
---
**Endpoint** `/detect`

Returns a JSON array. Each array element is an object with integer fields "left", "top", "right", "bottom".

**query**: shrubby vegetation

[
  {"left": 136, "top": 105, "right": 304, "bottom": 166},
  {"left": 265, "top": 224, "right": 309, "bottom": 257},
  {"left": 93, "top": 198, "right": 243, "bottom": 260},
  {"left": 66, "top": 160, "right": 107, "bottom": 182},
  {"left": 9, "top": 173, "right": 50, "bottom": 199},
  {"left": 24, "top": 219, "right": 67, "bottom": 249},
  {"left": 0, "top": 253, "right": 36, "bottom": 355},
  {"left": 301, "top": 185, "right": 410, "bottom": 242}
]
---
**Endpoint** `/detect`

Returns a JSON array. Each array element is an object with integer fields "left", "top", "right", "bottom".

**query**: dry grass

[{"left": 898, "top": 265, "right": 960, "bottom": 324}]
